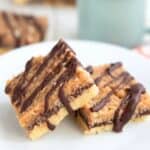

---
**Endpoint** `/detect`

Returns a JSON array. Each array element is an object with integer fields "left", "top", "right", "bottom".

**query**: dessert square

[
  {"left": 77, "top": 62, "right": 150, "bottom": 134},
  {"left": 0, "top": 11, "right": 48, "bottom": 49},
  {"left": 5, "top": 39, "right": 99, "bottom": 139}
]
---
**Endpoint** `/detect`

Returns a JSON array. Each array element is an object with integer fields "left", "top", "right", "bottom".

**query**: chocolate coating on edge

[
  {"left": 113, "top": 83, "right": 145, "bottom": 132},
  {"left": 85, "top": 66, "right": 93, "bottom": 74}
]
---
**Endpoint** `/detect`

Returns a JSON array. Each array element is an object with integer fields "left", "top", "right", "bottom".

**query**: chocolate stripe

[
  {"left": 94, "top": 62, "right": 122, "bottom": 85},
  {"left": 23, "top": 16, "right": 44, "bottom": 41},
  {"left": 113, "top": 83, "right": 145, "bottom": 132},
  {"left": 45, "top": 57, "right": 78, "bottom": 114},
  {"left": 70, "top": 83, "right": 93, "bottom": 98},
  {"left": 85, "top": 66, "right": 93, "bottom": 74},
  {"left": 90, "top": 92, "right": 113, "bottom": 112},
  {"left": 78, "top": 110, "right": 112, "bottom": 129},
  {"left": 59, "top": 86, "right": 74, "bottom": 114},
  {"left": 46, "top": 121, "right": 55, "bottom": 130},
  {"left": 2, "top": 12, "right": 20, "bottom": 47},
  {"left": 27, "top": 114, "right": 55, "bottom": 131},
  {"left": 20, "top": 51, "right": 72, "bottom": 113},
  {"left": 102, "top": 72, "right": 132, "bottom": 88},
  {"left": 12, "top": 58, "right": 34, "bottom": 103},
  {"left": 91, "top": 72, "right": 133, "bottom": 112},
  {"left": 107, "top": 62, "right": 122, "bottom": 77}
]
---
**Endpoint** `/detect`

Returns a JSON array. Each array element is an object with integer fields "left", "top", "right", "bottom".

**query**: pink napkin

[{"left": 134, "top": 45, "right": 150, "bottom": 59}]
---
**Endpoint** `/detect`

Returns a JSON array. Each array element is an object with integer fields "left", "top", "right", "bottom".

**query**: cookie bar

[
  {"left": 5, "top": 39, "right": 99, "bottom": 139},
  {"left": 77, "top": 62, "right": 150, "bottom": 134},
  {"left": 0, "top": 11, "right": 48, "bottom": 49}
]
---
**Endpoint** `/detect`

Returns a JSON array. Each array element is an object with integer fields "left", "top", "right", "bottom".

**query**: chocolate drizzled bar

[
  {"left": 5, "top": 39, "right": 99, "bottom": 139},
  {"left": 0, "top": 11, "right": 48, "bottom": 49},
  {"left": 77, "top": 62, "right": 150, "bottom": 134}
]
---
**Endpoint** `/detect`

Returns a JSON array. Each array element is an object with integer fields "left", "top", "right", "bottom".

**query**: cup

[{"left": 78, "top": 0, "right": 149, "bottom": 48}]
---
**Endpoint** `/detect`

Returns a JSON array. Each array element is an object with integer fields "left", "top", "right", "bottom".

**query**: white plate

[{"left": 0, "top": 40, "right": 150, "bottom": 149}]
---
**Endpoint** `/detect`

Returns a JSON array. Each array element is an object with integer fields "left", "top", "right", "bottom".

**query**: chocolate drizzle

[
  {"left": 44, "top": 57, "right": 78, "bottom": 114},
  {"left": 59, "top": 86, "right": 74, "bottom": 114},
  {"left": 57, "top": 57, "right": 78, "bottom": 114},
  {"left": 24, "top": 16, "right": 44, "bottom": 41},
  {"left": 27, "top": 114, "right": 55, "bottom": 131},
  {"left": 91, "top": 72, "right": 133, "bottom": 112},
  {"left": 78, "top": 110, "right": 112, "bottom": 129},
  {"left": 91, "top": 92, "right": 113, "bottom": 112},
  {"left": 12, "top": 58, "right": 34, "bottom": 103},
  {"left": 2, "top": 12, "right": 21, "bottom": 47},
  {"left": 70, "top": 83, "right": 93, "bottom": 98},
  {"left": 85, "top": 66, "right": 93, "bottom": 74},
  {"left": 94, "top": 62, "right": 122, "bottom": 85},
  {"left": 113, "top": 83, "right": 145, "bottom": 132},
  {"left": 107, "top": 62, "right": 122, "bottom": 77},
  {"left": 46, "top": 121, "right": 55, "bottom": 130}
]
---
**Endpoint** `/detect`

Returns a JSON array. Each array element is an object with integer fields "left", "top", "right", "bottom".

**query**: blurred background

[{"left": 0, "top": 0, "right": 150, "bottom": 57}]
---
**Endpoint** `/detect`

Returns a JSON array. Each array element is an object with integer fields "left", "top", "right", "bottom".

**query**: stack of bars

[{"left": 5, "top": 39, "right": 150, "bottom": 140}]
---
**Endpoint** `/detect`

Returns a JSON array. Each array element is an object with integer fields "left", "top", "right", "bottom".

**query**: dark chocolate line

[
  {"left": 12, "top": 58, "right": 34, "bottom": 103},
  {"left": 44, "top": 105, "right": 63, "bottom": 118},
  {"left": 45, "top": 57, "right": 78, "bottom": 114},
  {"left": 94, "top": 62, "right": 122, "bottom": 85},
  {"left": 0, "top": 34, "right": 7, "bottom": 46},
  {"left": 27, "top": 114, "right": 55, "bottom": 131},
  {"left": 107, "top": 62, "right": 122, "bottom": 77},
  {"left": 91, "top": 72, "right": 133, "bottom": 112},
  {"left": 27, "top": 105, "right": 62, "bottom": 131},
  {"left": 85, "top": 66, "right": 93, "bottom": 74},
  {"left": 23, "top": 16, "right": 44, "bottom": 41},
  {"left": 102, "top": 72, "right": 132, "bottom": 88},
  {"left": 46, "top": 121, "right": 55, "bottom": 130},
  {"left": 20, "top": 51, "right": 72, "bottom": 113},
  {"left": 113, "top": 83, "right": 145, "bottom": 132},
  {"left": 12, "top": 14, "right": 21, "bottom": 47},
  {"left": 69, "top": 83, "right": 93, "bottom": 98},
  {"left": 136, "top": 110, "right": 150, "bottom": 117},
  {"left": 59, "top": 85, "right": 74, "bottom": 114},
  {"left": 2, "top": 12, "right": 20, "bottom": 47},
  {"left": 90, "top": 92, "right": 113, "bottom": 112},
  {"left": 78, "top": 110, "right": 112, "bottom": 129}
]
